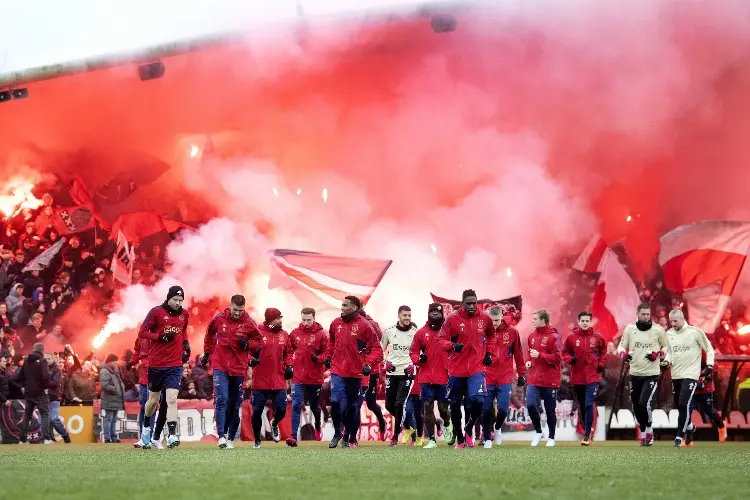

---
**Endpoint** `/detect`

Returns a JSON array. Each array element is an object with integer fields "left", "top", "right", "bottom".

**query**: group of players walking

[{"left": 132, "top": 286, "right": 718, "bottom": 450}]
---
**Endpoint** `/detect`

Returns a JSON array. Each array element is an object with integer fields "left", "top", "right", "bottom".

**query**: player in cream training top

[
  {"left": 617, "top": 303, "right": 672, "bottom": 446},
  {"left": 667, "top": 308, "right": 715, "bottom": 448}
]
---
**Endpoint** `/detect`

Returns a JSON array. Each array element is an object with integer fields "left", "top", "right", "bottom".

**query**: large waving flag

[
  {"left": 22, "top": 239, "right": 65, "bottom": 272},
  {"left": 591, "top": 249, "right": 640, "bottom": 341},
  {"left": 659, "top": 221, "right": 750, "bottom": 333},
  {"left": 573, "top": 234, "right": 609, "bottom": 273},
  {"left": 269, "top": 249, "right": 392, "bottom": 310}
]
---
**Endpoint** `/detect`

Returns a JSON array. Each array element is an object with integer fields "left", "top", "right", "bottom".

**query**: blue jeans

[
  {"left": 526, "top": 385, "right": 557, "bottom": 438},
  {"left": 48, "top": 400, "right": 69, "bottom": 438},
  {"left": 291, "top": 383, "right": 322, "bottom": 439},
  {"left": 103, "top": 409, "right": 119, "bottom": 441},
  {"left": 213, "top": 370, "right": 245, "bottom": 438}
]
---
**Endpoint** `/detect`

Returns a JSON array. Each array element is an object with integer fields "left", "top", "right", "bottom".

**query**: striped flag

[
  {"left": 22, "top": 239, "right": 64, "bottom": 272},
  {"left": 269, "top": 249, "right": 392, "bottom": 309},
  {"left": 111, "top": 231, "right": 135, "bottom": 286},
  {"left": 573, "top": 234, "right": 609, "bottom": 273}
]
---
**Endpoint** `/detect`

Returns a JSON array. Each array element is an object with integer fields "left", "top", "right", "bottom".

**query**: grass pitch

[{"left": 1, "top": 441, "right": 748, "bottom": 500}]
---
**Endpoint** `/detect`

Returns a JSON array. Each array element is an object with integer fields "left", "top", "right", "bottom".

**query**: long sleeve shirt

[
  {"left": 617, "top": 323, "right": 671, "bottom": 377},
  {"left": 667, "top": 324, "right": 715, "bottom": 381}
]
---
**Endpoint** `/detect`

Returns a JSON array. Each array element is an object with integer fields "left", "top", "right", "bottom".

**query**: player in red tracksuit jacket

[
  {"left": 439, "top": 289, "right": 496, "bottom": 449},
  {"left": 525, "top": 309, "right": 562, "bottom": 447},
  {"left": 350, "top": 310, "right": 388, "bottom": 444},
  {"left": 201, "top": 294, "right": 263, "bottom": 449},
  {"left": 323, "top": 295, "right": 383, "bottom": 449},
  {"left": 690, "top": 350, "right": 726, "bottom": 443},
  {"left": 286, "top": 307, "right": 329, "bottom": 447},
  {"left": 410, "top": 302, "right": 454, "bottom": 448},
  {"left": 137, "top": 286, "right": 190, "bottom": 449},
  {"left": 563, "top": 311, "right": 607, "bottom": 445},
  {"left": 250, "top": 308, "right": 293, "bottom": 448},
  {"left": 485, "top": 304, "right": 526, "bottom": 447}
]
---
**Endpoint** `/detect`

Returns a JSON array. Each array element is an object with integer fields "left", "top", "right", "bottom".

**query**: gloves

[
  {"left": 324, "top": 357, "right": 331, "bottom": 369},
  {"left": 356, "top": 339, "right": 367, "bottom": 354},
  {"left": 181, "top": 341, "right": 191, "bottom": 363},
  {"left": 517, "top": 376, "right": 526, "bottom": 387},
  {"left": 158, "top": 333, "right": 173, "bottom": 343},
  {"left": 596, "top": 365, "right": 604, "bottom": 373},
  {"left": 284, "top": 365, "right": 294, "bottom": 380},
  {"left": 311, "top": 352, "right": 319, "bottom": 364},
  {"left": 419, "top": 353, "right": 428, "bottom": 364},
  {"left": 452, "top": 342, "right": 464, "bottom": 353},
  {"left": 483, "top": 352, "right": 492, "bottom": 366},
  {"left": 645, "top": 350, "right": 663, "bottom": 361},
  {"left": 238, "top": 337, "right": 249, "bottom": 351},
  {"left": 199, "top": 354, "right": 209, "bottom": 368},
  {"left": 620, "top": 352, "right": 632, "bottom": 363},
  {"left": 248, "top": 357, "right": 260, "bottom": 368},
  {"left": 569, "top": 357, "right": 577, "bottom": 366},
  {"left": 659, "top": 360, "right": 670, "bottom": 372},
  {"left": 385, "top": 361, "right": 396, "bottom": 373},
  {"left": 362, "top": 364, "right": 372, "bottom": 376},
  {"left": 404, "top": 364, "right": 415, "bottom": 379},
  {"left": 697, "top": 378, "right": 706, "bottom": 390},
  {"left": 701, "top": 365, "right": 713, "bottom": 379}
]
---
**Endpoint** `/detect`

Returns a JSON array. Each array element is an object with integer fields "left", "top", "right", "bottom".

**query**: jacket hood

[
  {"left": 10, "top": 284, "right": 23, "bottom": 297},
  {"left": 298, "top": 321, "right": 324, "bottom": 333},
  {"left": 572, "top": 327, "right": 593, "bottom": 336},
  {"left": 534, "top": 325, "right": 558, "bottom": 336},
  {"left": 222, "top": 308, "right": 252, "bottom": 323}
]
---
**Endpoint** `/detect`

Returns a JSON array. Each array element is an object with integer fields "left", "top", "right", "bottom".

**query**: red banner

[{"left": 52, "top": 204, "right": 96, "bottom": 235}]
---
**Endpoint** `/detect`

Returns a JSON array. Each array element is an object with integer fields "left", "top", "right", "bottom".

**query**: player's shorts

[
  {"left": 447, "top": 372, "right": 487, "bottom": 404},
  {"left": 420, "top": 383, "right": 448, "bottom": 402},
  {"left": 147, "top": 366, "right": 182, "bottom": 392}
]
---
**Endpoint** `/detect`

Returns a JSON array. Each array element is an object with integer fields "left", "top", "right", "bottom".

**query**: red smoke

[{"left": 3, "top": 2, "right": 750, "bottom": 348}]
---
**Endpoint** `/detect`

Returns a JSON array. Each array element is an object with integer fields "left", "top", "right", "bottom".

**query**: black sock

[
  {"left": 331, "top": 402, "right": 342, "bottom": 436},
  {"left": 496, "top": 409, "right": 507, "bottom": 430},
  {"left": 167, "top": 421, "right": 177, "bottom": 436}
]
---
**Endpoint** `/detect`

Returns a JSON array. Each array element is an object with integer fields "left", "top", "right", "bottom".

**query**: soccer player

[
  {"left": 250, "top": 308, "right": 293, "bottom": 448},
  {"left": 287, "top": 307, "right": 328, "bottom": 447},
  {"left": 409, "top": 303, "right": 453, "bottom": 448},
  {"left": 138, "top": 286, "right": 190, "bottom": 449},
  {"left": 485, "top": 304, "right": 526, "bottom": 448},
  {"left": 324, "top": 295, "right": 383, "bottom": 448},
  {"left": 381, "top": 306, "right": 419, "bottom": 445},
  {"left": 690, "top": 350, "right": 726, "bottom": 443},
  {"left": 359, "top": 310, "right": 388, "bottom": 441},
  {"left": 525, "top": 309, "right": 562, "bottom": 447},
  {"left": 666, "top": 308, "right": 715, "bottom": 448},
  {"left": 617, "top": 303, "right": 671, "bottom": 446},
  {"left": 440, "top": 290, "right": 496, "bottom": 449},
  {"left": 563, "top": 311, "right": 606, "bottom": 446},
  {"left": 202, "top": 294, "right": 263, "bottom": 449}
]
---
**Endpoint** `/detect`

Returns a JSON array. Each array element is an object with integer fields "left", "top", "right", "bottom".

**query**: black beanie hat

[
  {"left": 166, "top": 286, "right": 184, "bottom": 302},
  {"left": 428, "top": 303, "right": 443, "bottom": 314}
]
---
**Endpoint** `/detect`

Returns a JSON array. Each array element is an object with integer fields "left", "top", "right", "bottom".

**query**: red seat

[
  {"left": 726, "top": 411, "right": 747, "bottom": 429},
  {"left": 691, "top": 410, "right": 710, "bottom": 428}
]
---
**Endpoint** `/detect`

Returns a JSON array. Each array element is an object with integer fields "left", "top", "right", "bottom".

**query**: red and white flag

[
  {"left": 591, "top": 249, "right": 640, "bottom": 341},
  {"left": 269, "top": 249, "right": 392, "bottom": 310},
  {"left": 659, "top": 221, "right": 750, "bottom": 333},
  {"left": 573, "top": 234, "right": 608, "bottom": 273},
  {"left": 111, "top": 231, "right": 135, "bottom": 286}
]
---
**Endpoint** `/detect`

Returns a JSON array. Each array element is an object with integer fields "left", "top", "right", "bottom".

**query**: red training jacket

[
  {"left": 440, "top": 308, "right": 496, "bottom": 378},
  {"left": 130, "top": 337, "right": 151, "bottom": 385},
  {"left": 409, "top": 323, "right": 453, "bottom": 385},
  {"left": 204, "top": 309, "right": 263, "bottom": 377},
  {"left": 137, "top": 305, "right": 190, "bottom": 369},
  {"left": 486, "top": 321, "right": 526, "bottom": 386},
  {"left": 325, "top": 315, "right": 383, "bottom": 379},
  {"left": 563, "top": 327, "right": 606, "bottom": 385},
  {"left": 289, "top": 321, "right": 329, "bottom": 385},
  {"left": 251, "top": 324, "right": 293, "bottom": 390},
  {"left": 526, "top": 325, "right": 562, "bottom": 388}
]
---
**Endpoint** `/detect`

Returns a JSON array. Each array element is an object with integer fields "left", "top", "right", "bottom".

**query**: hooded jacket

[
  {"left": 526, "top": 325, "right": 562, "bottom": 388},
  {"left": 5, "top": 284, "right": 24, "bottom": 324},
  {"left": 440, "top": 308, "right": 496, "bottom": 378},
  {"left": 289, "top": 322, "right": 328, "bottom": 385},
  {"left": 204, "top": 309, "right": 263, "bottom": 377},
  {"left": 12, "top": 350, "right": 50, "bottom": 398},
  {"left": 563, "top": 327, "right": 607, "bottom": 385},
  {"left": 409, "top": 322, "right": 453, "bottom": 385},
  {"left": 325, "top": 314, "right": 383, "bottom": 379},
  {"left": 486, "top": 321, "right": 526, "bottom": 386},
  {"left": 251, "top": 323, "right": 293, "bottom": 390}
]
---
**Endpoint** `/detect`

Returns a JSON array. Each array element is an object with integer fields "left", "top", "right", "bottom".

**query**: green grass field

[{"left": 1, "top": 441, "right": 748, "bottom": 499}]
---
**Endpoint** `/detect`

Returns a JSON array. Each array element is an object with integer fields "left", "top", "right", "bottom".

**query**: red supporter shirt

[
  {"left": 486, "top": 321, "right": 526, "bottom": 386},
  {"left": 203, "top": 309, "right": 263, "bottom": 377},
  {"left": 526, "top": 325, "right": 562, "bottom": 388},
  {"left": 324, "top": 315, "right": 383, "bottom": 379},
  {"left": 409, "top": 323, "right": 453, "bottom": 385},
  {"left": 251, "top": 324, "right": 293, "bottom": 390},
  {"left": 289, "top": 322, "right": 329, "bottom": 385},
  {"left": 130, "top": 337, "right": 151, "bottom": 385},
  {"left": 137, "top": 306, "right": 190, "bottom": 369},
  {"left": 563, "top": 327, "right": 607, "bottom": 385},
  {"left": 440, "top": 308, "right": 496, "bottom": 378}
]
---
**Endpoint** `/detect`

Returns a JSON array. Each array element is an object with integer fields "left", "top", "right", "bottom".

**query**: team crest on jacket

[
  {"left": 541, "top": 337, "right": 548, "bottom": 346},
  {"left": 589, "top": 338, "right": 597, "bottom": 347},
  {"left": 179, "top": 315, "right": 185, "bottom": 321},
  {"left": 478, "top": 320, "right": 485, "bottom": 329},
  {"left": 351, "top": 325, "right": 359, "bottom": 334},
  {"left": 503, "top": 332, "right": 509, "bottom": 342}
]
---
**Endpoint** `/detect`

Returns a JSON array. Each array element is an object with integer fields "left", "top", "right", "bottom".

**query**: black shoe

[
  {"left": 113, "top": 439, "right": 122, "bottom": 444},
  {"left": 341, "top": 440, "right": 350, "bottom": 448},
  {"left": 63, "top": 435, "right": 71, "bottom": 444},
  {"left": 329, "top": 433, "right": 343, "bottom": 449},
  {"left": 674, "top": 437, "right": 683, "bottom": 448},
  {"left": 104, "top": 439, "right": 112, "bottom": 444}
]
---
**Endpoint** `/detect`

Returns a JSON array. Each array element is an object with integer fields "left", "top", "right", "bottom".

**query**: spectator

[
  {"left": 12, "top": 342, "right": 52, "bottom": 444},
  {"left": 99, "top": 353, "right": 124, "bottom": 443},
  {"left": 44, "top": 351, "right": 71, "bottom": 443},
  {"left": 0, "top": 352, "right": 13, "bottom": 406},
  {"left": 178, "top": 380, "right": 206, "bottom": 400},
  {"left": 22, "top": 270, "right": 44, "bottom": 299},
  {"left": 20, "top": 312, "right": 46, "bottom": 351},
  {"left": 67, "top": 360, "right": 97, "bottom": 403},
  {"left": 5, "top": 283, "right": 25, "bottom": 324},
  {"left": 6, "top": 250, "right": 26, "bottom": 283}
]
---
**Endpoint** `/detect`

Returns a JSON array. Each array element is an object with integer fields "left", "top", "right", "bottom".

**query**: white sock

[{"left": 645, "top": 427, "right": 653, "bottom": 434}]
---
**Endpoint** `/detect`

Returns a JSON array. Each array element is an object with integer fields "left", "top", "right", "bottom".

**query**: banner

[
  {"left": 22, "top": 239, "right": 64, "bottom": 272},
  {"left": 430, "top": 294, "right": 523, "bottom": 325},
  {"left": 57, "top": 405, "right": 95, "bottom": 443},
  {"left": 52, "top": 204, "right": 96, "bottom": 235},
  {"left": 0, "top": 402, "right": 94, "bottom": 444},
  {"left": 110, "top": 230, "right": 135, "bottom": 286}
]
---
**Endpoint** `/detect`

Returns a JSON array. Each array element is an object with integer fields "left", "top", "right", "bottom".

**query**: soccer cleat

[
  {"left": 414, "top": 437, "right": 424, "bottom": 447},
  {"left": 443, "top": 423, "right": 453, "bottom": 445},
  {"left": 718, "top": 425, "right": 727, "bottom": 442},
  {"left": 389, "top": 439, "right": 398, "bottom": 447},
  {"left": 314, "top": 429, "right": 322, "bottom": 442},
  {"left": 645, "top": 432, "right": 655, "bottom": 446},
  {"left": 348, "top": 441, "right": 359, "bottom": 448},
  {"left": 140, "top": 426, "right": 152, "bottom": 449},
  {"left": 43, "top": 440, "right": 53, "bottom": 445},
  {"left": 483, "top": 440, "right": 492, "bottom": 449},
  {"left": 254, "top": 441, "right": 262, "bottom": 449},
  {"left": 63, "top": 435, "right": 71, "bottom": 444},
  {"left": 494, "top": 429, "right": 503, "bottom": 446},
  {"left": 271, "top": 423, "right": 281, "bottom": 443},
  {"left": 685, "top": 425, "right": 695, "bottom": 446},
  {"left": 218, "top": 437, "right": 227, "bottom": 449},
  {"left": 454, "top": 442, "right": 466, "bottom": 450},
  {"left": 546, "top": 439, "right": 556, "bottom": 447},
  {"left": 674, "top": 437, "right": 683, "bottom": 448},
  {"left": 329, "top": 433, "right": 343, "bottom": 449},
  {"left": 133, "top": 440, "right": 144, "bottom": 449},
  {"left": 639, "top": 437, "right": 648, "bottom": 447},
  {"left": 286, "top": 438, "right": 298, "bottom": 447},
  {"left": 531, "top": 432, "right": 544, "bottom": 447},
  {"left": 341, "top": 441, "right": 350, "bottom": 448},
  {"left": 226, "top": 440, "right": 235, "bottom": 449},
  {"left": 464, "top": 433, "right": 475, "bottom": 448},
  {"left": 581, "top": 437, "right": 591, "bottom": 446},
  {"left": 400, "top": 427, "right": 415, "bottom": 445},
  {"left": 151, "top": 439, "right": 164, "bottom": 450},
  {"left": 167, "top": 435, "right": 180, "bottom": 449},
  {"left": 424, "top": 439, "right": 437, "bottom": 449}
]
